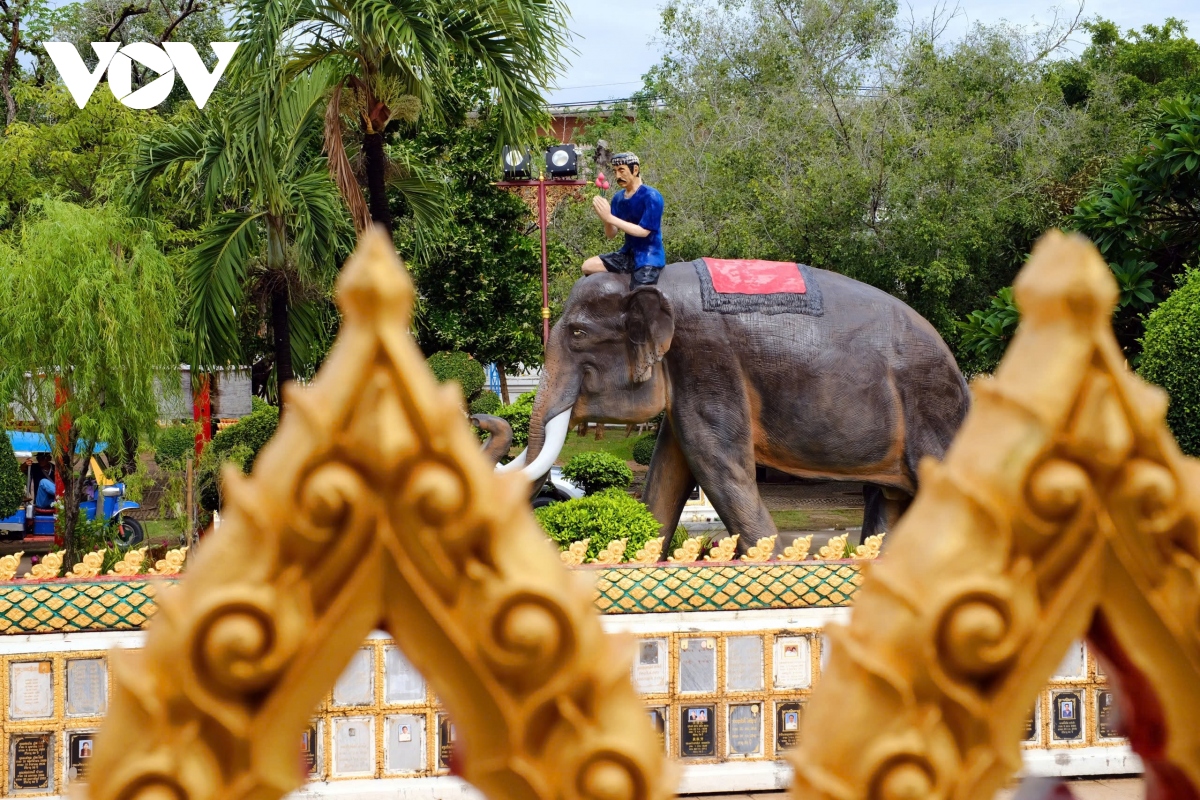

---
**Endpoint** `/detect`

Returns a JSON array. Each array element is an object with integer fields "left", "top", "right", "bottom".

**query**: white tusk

[
  {"left": 495, "top": 448, "right": 528, "bottom": 473},
  {"left": 519, "top": 411, "right": 572, "bottom": 482}
]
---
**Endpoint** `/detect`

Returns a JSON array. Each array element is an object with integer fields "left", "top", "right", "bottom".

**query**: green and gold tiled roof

[{"left": 0, "top": 561, "right": 863, "bottom": 633}]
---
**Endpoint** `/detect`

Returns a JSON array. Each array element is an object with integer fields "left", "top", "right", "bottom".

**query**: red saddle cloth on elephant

[{"left": 692, "top": 258, "right": 823, "bottom": 316}]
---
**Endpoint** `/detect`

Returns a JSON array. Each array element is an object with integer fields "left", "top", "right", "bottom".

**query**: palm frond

[
  {"left": 187, "top": 211, "right": 265, "bottom": 368},
  {"left": 324, "top": 80, "right": 371, "bottom": 232}
]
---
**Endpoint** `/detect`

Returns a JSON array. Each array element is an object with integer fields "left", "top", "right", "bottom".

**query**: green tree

[
  {"left": 1138, "top": 270, "right": 1200, "bottom": 457},
  {"left": 0, "top": 199, "right": 179, "bottom": 563},
  {"left": 128, "top": 63, "right": 353, "bottom": 393},
  {"left": 0, "top": 432, "right": 22, "bottom": 519},
  {"left": 230, "top": 0, "right": 569, "bottom": 232}
]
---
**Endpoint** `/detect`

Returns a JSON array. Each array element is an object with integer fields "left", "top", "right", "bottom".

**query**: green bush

[
  {"left": 535, "top": 489, "right": 660, "bottom": 561},
  {"left": 427, "top": 351, "right": 486, "bottom": 402},
  {"left": 497, "top": 390, "right": 536, "bottom": 449},
  {"left": 632, "top": 434, "right": 656, "bottom": 466},
  {"left": 196, "top": 402, "right": 280, "bottom": 512},
  {"left": 562, "top": 451, "right": 633, "bottom": 495},
  {"left": 154, "top": 423, "right": 197, "bottom": 468},
  {"left": 0, "top": 434, "right": 23, "bottom": 519},
  {"left": 1139, "top": 269, "right": 1200, "bottom": 456},
  {"left": 469, "top": 389, "right": 501, "bottom": 415}
]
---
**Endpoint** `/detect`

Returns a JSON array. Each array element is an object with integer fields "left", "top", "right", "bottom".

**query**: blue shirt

[{"left": 611, "top": 184, "right": 665, "bottom": 267}]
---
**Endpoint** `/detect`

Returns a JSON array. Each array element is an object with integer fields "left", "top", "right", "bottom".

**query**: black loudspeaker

[
  {"left": 502, "top": 146, "right": 532, "bottom": 179},
  {"left": 545, "top": 144, "right": 578, "bottom": 177}
]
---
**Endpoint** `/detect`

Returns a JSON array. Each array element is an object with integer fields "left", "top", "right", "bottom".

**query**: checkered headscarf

[{"left": 610, "top": 152, "right": 640, "bottom": 168}]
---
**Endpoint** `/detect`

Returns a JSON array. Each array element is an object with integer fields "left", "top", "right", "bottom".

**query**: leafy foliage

[
  {"left": 497, "top": 391, "right": 536, "bottom": 449},
  {"left": 562, "top": 451, "right": 633, "bottom": 495},
  {"left": 956, "top": 287, "right": 1020, "bottom": 373},
  {"left": 154, "top": 424, "right": 198, "bottom": 469},
  {"left": 632, "top": 434, "right": 657, "bottom": 467},
  {"left": 469, "top": 390, "right": 502, "bottom": 416},
  {"left": 535, "top": 488, "right": 660, "bottom": 561},
  {"left": 426, "top": 351, "right": 486, "bottom": 402},
  {"left": 1138, "top": 270, "right": 1200, "bottom": 456},
  {"left": 196, "top": 400, "right": 280, "bottom": 511},
  {"left": 0, "top": 434, "right": 22, "bottom": 519}
]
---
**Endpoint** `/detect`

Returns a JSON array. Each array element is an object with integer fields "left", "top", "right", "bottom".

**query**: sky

[{"left": 547, "top": 0, "right": 1200, "bottom": 105}]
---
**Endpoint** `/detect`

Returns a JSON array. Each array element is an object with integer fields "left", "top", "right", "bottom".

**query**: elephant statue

[{"left": 501, "top": 258, "right": 970, "bottom": 557}]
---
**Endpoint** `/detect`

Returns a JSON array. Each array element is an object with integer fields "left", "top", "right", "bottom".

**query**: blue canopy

[{"left": 5, "top": 431, "right": 107, "bottom": 458}]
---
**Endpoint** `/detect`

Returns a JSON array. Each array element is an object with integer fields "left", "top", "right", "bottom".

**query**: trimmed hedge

[
  {"left": 632, "top": 433, "right": 656, "bottom": 466},
  {"left": 427, "top": 351, "right": 485, "bottom": 402},
  {"left": 197, "top": 400, "right": 281, "bottom": 511},
  {"left": 497, "top": 390, "right": 536, "bottom": 449},
  {"left": 535, "top": 489, "right": 660, "bottom": 561},
  {"left": 469, "top": 389, "right": 501, "bottom": 415},
  {"left": 1139, "top": 269, "right": 1200, "bottom": 457},
  {"left": 154, "top": 423, "right": 197, "bottom": 468},
  {"left": 0, "top": 434, "right": 22, "bottom": 519},
  {"left": 562, "top": 451, "right": 633, "bottom": 494}
]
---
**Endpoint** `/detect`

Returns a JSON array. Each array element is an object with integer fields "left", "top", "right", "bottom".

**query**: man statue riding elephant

[{"left": 491, "top": 155, "right": 970, "bottom": 559}]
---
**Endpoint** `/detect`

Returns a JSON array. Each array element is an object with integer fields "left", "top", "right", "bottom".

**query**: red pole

[
  {"left": 538, "top": 175, "right": 550, "bottom": 347},
  {"left": 193, "top": 373, "right": 212, "bottom": 459}
]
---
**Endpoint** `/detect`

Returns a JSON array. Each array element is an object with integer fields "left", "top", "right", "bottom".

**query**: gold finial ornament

[
  {"left": 107, "top": 547, "right": 147, "bottom": 576},
  {"left": 815, "top": 534, "right": 848, "bottom": 561},
  {"left": 631, "top": 538, "right": 663, "bottom": 564},
  {"left": 90, "top": 228, "right": 671, "bottom": 800},
  {"left": 24, "top": 550, "right": 63, "bottom": 580},
  {"left": 0, "top": 551, "right": 22, "bottom": 582},
  {"left": 703, "top": 534, "right": 739, "bottom": 562},
  {"left": 667, "top": 536, "right": 705, "bottom": 563},
  {"left": 793, "top": 232, "right": 1200, "bottom": 800},
  {"left": 560, "top": 539, "right": 590, "bottom": 566},
  {"left": 71, "top": 551, "right": 104, "bottom": 577},
  {"left": 779, "top": 535, "right": 812, "bottom": 562},
  {"left": 740, "top": 535, "right": 777, "bottom": 562},
  {"left": 593, "top": 539, "right": 627, "bottom": 565}
]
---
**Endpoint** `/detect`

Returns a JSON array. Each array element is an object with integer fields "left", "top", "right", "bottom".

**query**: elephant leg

[
  {"left": 861, "top": 484, "right": 885, "bottom": 545},
  {"left": 882, "top": 488, "right": 912, "bottom": 532},
  {"left": 643, "top": 416, "right": 696, "bottom": 559},
  {"left": 675, "top": 414, "right": 776, "bottom": 556}
]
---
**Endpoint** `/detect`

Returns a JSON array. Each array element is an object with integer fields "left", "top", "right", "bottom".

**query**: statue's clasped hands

[{"left": 592, "top": 195, "right": 613, "bottom": 222}]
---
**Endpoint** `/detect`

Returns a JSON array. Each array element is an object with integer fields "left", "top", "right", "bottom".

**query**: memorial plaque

[
  {"left": 726, "top": 636, "right": 764, "bottom": 692},
  {"left": 678, "top": 638, "right": 716, "bottom": 694},
  {"left": 646, "top": 707, "right": 668, "bottom": 754},
  {"left": 773, "top": 636, "right": 811, "bottom": 689},
  {"left": 438, "top": 714, "right": 457, "bottom": 769},
  {"left": 1053, "top": 641, "right": 1086, "bottom": 680},
  {"left": 1022, "top": 705, "right": 1039, "bottom": 742},
  {"left": 1097, "top": 691, "right": 1121, "bottom": 739},
  {"left": 384, "top": 647, "right": 426, "bottom": 704},
  {"left": 301, "top": 723, "right": 320, "bottom": 776},
  {"left": 632, "top": 638, "right": 669, "bottom": 694},
  {"left": 386, "top": 715, "right": 425, "bottom": 772},
  {"left": 333, "top": 648, "right": 374, "bottom": 707},
  {"left": 9, "top": 661, "right": 53, "bottom": 719},
  {"left": 1052, "top": 691, "right": 1083, "bottom": 741},
  {"left": 66, "top": 659, "right": 107, "bottom": 717},
  {"left": 776, "top": 702, "right": 802, "bottom": 752},
  {"left": 9, "top": 734, "right": 51, "bottom": 792},
  {"left": 67, "top": 732, "right": 96, "bottom": 783},
  {"left": 332, "top": 717, "right": 373, "bottom": 776},
  {"left": 680, "top": 705, "right": 715, "bottom": 758},
  {"left": 727, "top": 704, "right": 762, "bottom": 756}
]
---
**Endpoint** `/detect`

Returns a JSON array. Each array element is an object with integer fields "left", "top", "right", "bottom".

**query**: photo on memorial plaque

[
  {"left": 727, "top": 704, "right": 763, "bottom": 757},
  {"left": 773, "top": 636, "right": 812, "bottom": 689},
  {"left": 726, "top": 636, "right": 764, "bottom": 692},
  {"left": 385, "top": 715, "right": 426, "bottom": 773},
  {"left": 1053, "top": 641, "right": 1086, "bottom": 680},
  {"left": 680, "top": 705, "right": 716, "bottom": 758},
  {"left": 9, "top": 733, "right": 52, "bottom": 793},
  {"left": 679, "top": 638, "right": 717, "bottom": 694},
  {"left": 1051, "top": 691, "right": 1084, "bottom": 741},
  {"left": 1096, "top": 690, "right": 1122, "bottom": 740},
  {"left": 9, "top": 661, "right": 54, "bottom": 720},
  {"left": 301, "top": 722, "right": 322, "bottom": 777},
  {"left": 632, "top": 638, "right": 669, "bottom": 694},
  {"left": 66, "top": 659, "right": 107, "bottom": 717},
  {"left": 66, "top": 731, "right": 97, "bottom": 784},
  {"left": 437, "top": 714, "right": 457, "bottom": 770},
  {"left": 646, "top": 707, "right": 668, "bottom": 754},
  {"left": 332, "top": 648, "right": 375, "bottom": 707},
  {"left": 331, "top": 717, "right": 374, "bottom": 776},
  {"left": 1022, "top": 704, "right": 1040, "bottom": 744},
  {"left": 384, "top": 646, "right": 427, "bottom": 704},
  {"left": 775, "top": 702, "right": 803, "bottom": 752}
]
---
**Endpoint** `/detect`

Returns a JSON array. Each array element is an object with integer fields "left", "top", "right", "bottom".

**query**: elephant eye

[{"left": 572, "top": 329, "right": 585, "bottom": 338}]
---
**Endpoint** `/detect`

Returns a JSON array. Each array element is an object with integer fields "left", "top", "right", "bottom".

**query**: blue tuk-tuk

[{"left": 1, "top": 432, "right": 144, "bottom": 546}]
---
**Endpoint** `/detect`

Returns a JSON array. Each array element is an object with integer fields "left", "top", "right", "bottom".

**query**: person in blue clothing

[{"left": 581, "top": 152, "right": 666, "bottom": 287}]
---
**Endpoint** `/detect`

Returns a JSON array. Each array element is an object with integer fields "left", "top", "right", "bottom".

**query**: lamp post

[{"left": 497, "top": 145, "right": 587, "bottom": 347}]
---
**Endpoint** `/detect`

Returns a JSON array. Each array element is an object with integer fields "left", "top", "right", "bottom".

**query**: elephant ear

[{"left": 624, "top": 287, "right": 674, "bottom": 383}]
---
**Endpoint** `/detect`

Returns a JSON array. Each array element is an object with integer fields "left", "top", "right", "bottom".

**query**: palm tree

[
  {"left": 231, "top": 0, "right": 569, "bottom": 233},
  {"left": 128, "top": 63, "right": 353, "bottom": 393}
]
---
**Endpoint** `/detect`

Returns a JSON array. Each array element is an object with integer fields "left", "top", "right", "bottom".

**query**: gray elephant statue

[{"left": 501, "top": 258, "right": 970, "bottom": 557}]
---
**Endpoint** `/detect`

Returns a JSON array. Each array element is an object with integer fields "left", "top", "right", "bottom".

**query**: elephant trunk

[
  {"left": 471, "top": 414, "right": 513, "bottom": 466},
  {"left": 520, "top": 361, "right": 581, "bottom": 482}
]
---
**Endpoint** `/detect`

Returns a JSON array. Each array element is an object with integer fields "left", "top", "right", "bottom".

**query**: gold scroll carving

[
  {"left": 89, "top": 228, "right": 671, "bottom": 800},
  {"left": 792, "top": 231, "right": 1200, "bottom": 800}
]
